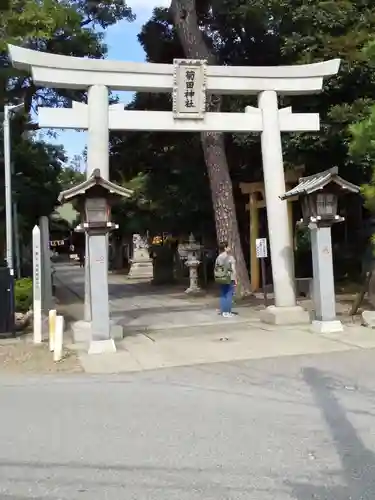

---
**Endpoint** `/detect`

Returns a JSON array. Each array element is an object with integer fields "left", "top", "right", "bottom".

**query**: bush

[{"left": 15, "top": 278, "right": 33, "bottom": 313}]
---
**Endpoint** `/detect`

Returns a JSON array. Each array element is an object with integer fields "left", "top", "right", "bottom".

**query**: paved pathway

[
  {"left": 53, "top": 264, "right": 375, "bottom": 374},
  {"left": 2, "top": 350, "right": 375, "bottom": 499},
  {"left": 55, "top": 263, "right": 262, "bottom": 333}
]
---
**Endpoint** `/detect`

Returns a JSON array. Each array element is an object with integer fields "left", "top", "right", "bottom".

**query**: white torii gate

[{"left": 8, "top": 44, "right": 340, "bottom": 342}]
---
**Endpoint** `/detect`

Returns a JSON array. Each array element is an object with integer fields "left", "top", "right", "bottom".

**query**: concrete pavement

[
  {"left": 79, "top": 321, "right": 375, "bottom": 374},
  {"left": 55, "top": 264, "right": 260, "bottom": 333},
  {"left": 1, "top": 350, "right": 375, "bottom": 499},
  {"left": 54, "top": 263, "right": 375, "bottom": 374}
]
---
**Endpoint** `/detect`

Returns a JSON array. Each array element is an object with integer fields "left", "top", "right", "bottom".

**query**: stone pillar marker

[
  {"left": 84, "top": 233, "right": 91, "bottom": 322},
  {"left": 39, "top": 215, "right": 53, "bottom": 313},
  {"left": 87, "top": 230, "right": 112, "bottom": 353},
  {"left": 32, "top": 225, "right": 42, "bottom": 344},
  {"left": 309, "top": 224, "right": 340, "bottom": 330}
]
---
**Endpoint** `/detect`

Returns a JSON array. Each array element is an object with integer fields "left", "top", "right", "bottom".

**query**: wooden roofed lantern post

[
  {"left": 281, "top": 167, "right": 360, "bottom": 333},
  {"left": 58, "top": 168, "right": 133, "bottom": 354},
  {"left": 240, "top": 167, "right": 304, "bottom": 292}
]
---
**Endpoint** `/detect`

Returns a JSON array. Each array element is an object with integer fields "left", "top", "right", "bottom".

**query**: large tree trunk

[{"left": 170, "top": 0, "right": 252, "bottom": 295}]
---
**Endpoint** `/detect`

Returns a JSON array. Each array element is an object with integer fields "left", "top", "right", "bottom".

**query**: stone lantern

[
  {"left": 184, "top": 233, "right": 203, "bottom": 294},
  {"left": 280, "top": 167, "right": 360, "bottom": 333},
  {"left": 58, "top": 168, "right": 132, "bottom": 353}
]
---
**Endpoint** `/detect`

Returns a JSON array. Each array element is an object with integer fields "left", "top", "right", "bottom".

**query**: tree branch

[{"left": 80, "top": 17, "right": 93, "bottom": 28}]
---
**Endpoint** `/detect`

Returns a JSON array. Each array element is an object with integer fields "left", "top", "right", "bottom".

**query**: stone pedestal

[
  {"left": 185, "top": 258, "right": 201, "bottom": 294},
  {"left": 72, "top": 320, "right": 91, "bottom": 343},
  {"left": 260, "top": 305, "right": 310, "bottom": 325},
  {"left": 72, "top": 320, "right": 124, "bottom": 344},
  {"left": 128, "top": 247, "right": 153, "bottom": 279}
]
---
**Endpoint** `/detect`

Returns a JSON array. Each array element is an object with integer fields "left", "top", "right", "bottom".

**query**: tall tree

[
  {"left": 169, "top": 0, "right": 252, "bottom": 295},
  {"left": 0, "top": 118, "right": 64, "bottom": 255},
  {"left": 112, "top": 0, "right": 375, "bottom": 287},
  {"left": 110, "top": 92, "right": 214, "bottom": 238},
  {"left": 58, "top": 162, "right": 85, "bottom": 190},
  {"left": 349, "top": 37, "right": 375, "bottom": 212},
  {"left": 0, "top": 0, "right": 134, "bottom": 253}
]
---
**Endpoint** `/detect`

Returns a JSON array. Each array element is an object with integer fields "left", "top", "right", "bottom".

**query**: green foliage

[
  {"left": 349, "top": 105, "right": 375, "bottom": 160},
  {"left": 14, "top": 277, "right": 32, "bottom": 312},
  {"left": 110, "top": 89, "right": 215, "bottom": 236},
  {"left": 0, "top": 0, "right": 71, "bottom": 50},
  {"left": 58, "top": 165, "right": 85, "bottom": 190},
  {"left": 0, "top": 117, "right": 64, "bottom": 252},
  {"left": 1, "top": 0, "right": 134, "bottom": 110},
  {"left": 360, "top": 168, "right": 375, "bottom": 213},
  {"left": 107, "top": 1, "right": 375, "bottom": 240},
  {"left": 0, "top": 0, "right": 134, "bottom": 254},
  {"left": 348, "top": 36, "right": 375, "bottom": 215}
]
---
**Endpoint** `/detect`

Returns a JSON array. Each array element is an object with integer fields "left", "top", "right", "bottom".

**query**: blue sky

[{"left": 39, "top": 1, "right": 169, "bottom": 163}]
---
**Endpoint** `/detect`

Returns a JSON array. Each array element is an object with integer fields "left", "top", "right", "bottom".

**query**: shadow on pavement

[{"left": 287, "top": 367, "right": 375, "bottom": 499}]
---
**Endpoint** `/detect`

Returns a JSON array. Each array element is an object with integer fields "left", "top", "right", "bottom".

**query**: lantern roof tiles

[
  {"left": 58, "top": 168, "right": 133, "bottom": 204},
  {"left": 280, "top": 167, "right": 360, "bottom": 200}
]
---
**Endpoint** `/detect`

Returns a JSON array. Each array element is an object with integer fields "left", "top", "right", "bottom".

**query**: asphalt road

[{"left": 1, "top": 349, "right": 375, "bottom": 499}]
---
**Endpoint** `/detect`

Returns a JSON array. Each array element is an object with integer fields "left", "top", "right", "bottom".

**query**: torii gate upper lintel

[
  {"left": 8, "top": 44, "right": 341, "bottom": 329},
  {"left": 8, "top": 44, "right": 340, "bottom": 94}
]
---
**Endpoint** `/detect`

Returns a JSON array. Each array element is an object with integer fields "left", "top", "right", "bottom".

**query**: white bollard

[
  {"left": 49, "top": 309, "right": 56, "bottom": 352},
  {"left": 53, "top": 315, "right": 64, "bottom": 362}
]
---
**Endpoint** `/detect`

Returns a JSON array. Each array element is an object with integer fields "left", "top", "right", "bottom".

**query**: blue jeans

[{"left": 220, "top": 282, "right": 234, "bottom": 314}]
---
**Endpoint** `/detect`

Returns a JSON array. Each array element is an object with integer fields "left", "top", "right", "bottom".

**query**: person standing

[
  {"left": 78, "top": 248, "right": 85, "bottom": 268},
  {"left": 214, "top": 241, "right": 237, "bottom": 318}
]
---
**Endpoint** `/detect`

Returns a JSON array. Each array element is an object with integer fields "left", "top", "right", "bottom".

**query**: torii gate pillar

[
  {"left": 83, "top": 85, "right": 110, "bottom": 326},
  {"left": 7, "top": 44, "right": 340, "bottom": 328},
  {"left": 255, "top": 92, "right": 309, "bottom": 324}
]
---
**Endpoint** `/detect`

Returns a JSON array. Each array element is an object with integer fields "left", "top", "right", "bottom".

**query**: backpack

[{"left": 214, "top": 257, "right": 232, "bottom": 284}]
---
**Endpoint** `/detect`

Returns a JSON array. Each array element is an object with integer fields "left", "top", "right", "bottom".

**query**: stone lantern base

[
  {"left": 185, "top": 259, "right": 201, "bottom": 295},
  {"left": 185, "top": 285, "right": 203, "bottom": 295}
]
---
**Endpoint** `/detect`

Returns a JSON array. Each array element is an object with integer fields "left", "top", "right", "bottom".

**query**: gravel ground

[{"left": 0, "top": 336, "right": 82, "bottom": 374}]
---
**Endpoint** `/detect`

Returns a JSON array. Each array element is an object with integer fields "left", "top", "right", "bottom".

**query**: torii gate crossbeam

[
  {"left": 7, "top": 44, "right": 341, "bottom": 351},
  {"left": 38, "top": 104, "right": 320, "bottom": 133}
]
